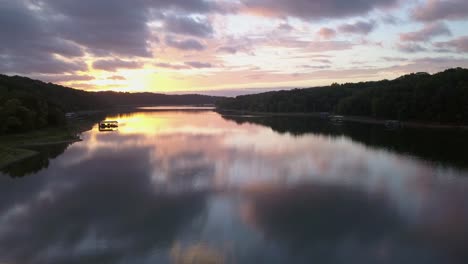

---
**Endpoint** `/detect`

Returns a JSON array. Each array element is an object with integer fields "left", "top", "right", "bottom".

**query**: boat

[{"left": 98, "top": 121, "right": 119, "bottom": 131}]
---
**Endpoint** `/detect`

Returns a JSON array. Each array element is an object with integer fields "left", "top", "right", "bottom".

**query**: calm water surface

[{"left": 1, "top": 110, "right": 468, "bottom": 264}]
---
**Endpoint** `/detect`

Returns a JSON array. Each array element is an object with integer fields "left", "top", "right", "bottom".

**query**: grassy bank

[{"left": 0, "top": 118, "right": 98, "bottom": 170}]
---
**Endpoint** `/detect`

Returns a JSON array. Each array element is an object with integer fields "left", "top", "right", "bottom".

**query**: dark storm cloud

[
  {"left": 412, "top": 0, "right": 468, "bottom": 21},
  {"left": 164, "top": 16, "right": 214, "bottom": 38},
  {"left": 400, "top": 22, "right": 451, "bottom": 42},
  {"left": 242, "top": 0, "right": 398, "bottom": 20},
  {"left": 338, "top": 20, "right": 376, "bottom": 35},
  {"left": 92, "top": 59, "right": 144, "bottom": 72},
  {"left": 165, "top": 36, "right": 206, "bottom": 51}
]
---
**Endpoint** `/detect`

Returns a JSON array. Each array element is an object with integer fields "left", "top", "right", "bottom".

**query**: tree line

[
  {"left": 0, "top": 74, "right": 221, "bottom": 134},
  {"left": 216, "top": 68, "right": 468, "bottom": 124}
]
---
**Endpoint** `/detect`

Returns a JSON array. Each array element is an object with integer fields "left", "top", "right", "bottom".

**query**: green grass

[
  {"left": 0, "top": 112, "right": 106, "bottom": 169},
  {"left": 0, "top": 147, "right": 37, "bottom": 169},
  {"left": 0, "top": 127, "right": 78, "bottom": 146},
  {"left": 0, "top": 119, "right": 96, "bottom": 169},
  {"left": 0, "top": 127, "right": 78, "bottom": 169}
]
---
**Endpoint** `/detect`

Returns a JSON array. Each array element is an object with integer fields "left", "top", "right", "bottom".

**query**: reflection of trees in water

[
  {"left": 1, "top": 142, "right": 71, "bottom": 177},
  {"left": 223, "top": 115, "right": 468, "bottom": 169}
]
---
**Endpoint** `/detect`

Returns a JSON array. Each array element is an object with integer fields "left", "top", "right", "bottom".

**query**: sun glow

[{"left": 82, "top": 69, "right": 193, "bottom": 93}]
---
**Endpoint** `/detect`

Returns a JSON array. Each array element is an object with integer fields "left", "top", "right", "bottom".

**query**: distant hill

[
  {"left": 0, "top": 75, "right": 222, "bottom": 112},
  {"left": 216, "top": 68, "right": 468, "bottom": 124},
  {"left": 94, "top": 91, "right": 221, "bottom": 108},
  {"left": 0, "top": 74, "right": 222, "bottom": 134}
]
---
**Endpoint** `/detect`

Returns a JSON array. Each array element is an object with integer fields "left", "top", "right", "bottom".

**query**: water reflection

[
  {"left": 0, "top": 141, "right": 208, "bottom": 264},
  {"left": 0, "top": 110, "right": 468, "bottom": 264},
  {"left": 241, "top": 183, "right": 468, "bottom": 264},
  {"left": 222, "top": 115, "right": 468, "bottom": 169}
]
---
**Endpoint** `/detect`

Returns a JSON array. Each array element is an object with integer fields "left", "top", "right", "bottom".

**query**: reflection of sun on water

[
  {"left": 105, "top": 113, "right": 168, "bottom": 135},
  {"left": 101, "top": 112, "right": 229, "bottom": 136}
]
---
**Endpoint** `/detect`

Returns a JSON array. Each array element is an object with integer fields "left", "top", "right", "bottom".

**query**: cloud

[
  {"left": 242, "top": 0, "right": 398, "bottom": 20},
  {"left": 163, "top": 16, "right": 213, "bottom": 38},
  {"left": 92, "top": 59, "right": 144, "bottom": 71},
  {"left": 216, "top": 44, "right": 254, "bottom": 54},
  {"left": 263, "top": 38, "right": 354, "bottom": 52},
  {"left": 41, "top": 0, "right": 152, "bottom": 57},
  {"left": 0, "top": 0, "right": 86, "bottom": 74},
  {"left": 397, "top": 43, "right": 427, "bottom": 53},
  {"left": 382, "top": 57, "right": 408, "bottom": 62},
  {"left": 217, "top": 46, "right": 239, "bottom": 54},
  {"left": 165, "top": 36, "right": 206, "bottom": 51},
  {"left": 317, "top": 27, "right": 337, "bottom": 40},
  {"left": 185, "top": 61, "right": 213, "bottom": 68},
  {"left": 434, "top": 36, "right": 468, "bottom": 53},
  {"left": 307, "top": 41, "right": 354, "bottom": 52},
  {"left": 338, "top": 20, "right": 376, "bottom": 35},
  {"left": 277, "top": 23, "right": 294, "bottom": 31},
  {"left": 381, "top": 14, "right": 401, "bottom": 25},
  {"left": 0, "top": 53, "right": 88, "bottom": 74},
  {"left": 154, "top": 62, "right": 191, "bottom": 70},
  {"left": 400, "top": 22, "right": 451, "bottom": 42},
  {"left": 0, "top": 0, "right": 233, "bottom": 74},
  {"left": 412, "top": 0, "right": 468, "bottom": 21},
  {"left": 108, "top": 75, "right": 127, "bottom": 80},
  {"left": 301, "top": 65, "right": 331, "bottom": 70},
  {"left": 38, "top": 0, "right": 226, "bottom": 57}
]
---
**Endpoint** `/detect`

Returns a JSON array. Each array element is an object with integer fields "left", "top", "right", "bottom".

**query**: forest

[
  {"left": 216, "top": 68, "right": 468, "bottom": 124},
  {"left": 0, "top": 74, "right": 220, "bottom": 134}
]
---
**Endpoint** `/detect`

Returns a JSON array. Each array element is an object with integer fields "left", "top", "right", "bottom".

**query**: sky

[{"left": 1, "top": 0, "right": 468, "bottom": 96}]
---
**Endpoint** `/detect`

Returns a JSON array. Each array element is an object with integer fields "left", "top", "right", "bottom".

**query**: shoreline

[
  {"left": 216, "top": 109, "right": 468, "bottom": 130},
  {"left": 0, "top": 137, "right": 83, "bottom": 170},
  {"left": 0, "top": 117, "right": 97, "bottom": 170}
]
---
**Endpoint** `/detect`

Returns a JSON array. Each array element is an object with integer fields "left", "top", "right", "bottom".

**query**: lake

[{"left": 1, "top": 109, "right": 468, "bottom": 264}]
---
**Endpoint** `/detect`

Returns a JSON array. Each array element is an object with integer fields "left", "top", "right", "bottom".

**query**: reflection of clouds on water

[
  {"left": 241, "top": 183, "right": 468, "bottom": 264},
  {"left": 1, "top": 111, "right": 468, "bottom": 263},
  {"left": 0, "top": 144, "right": 208, "bottom": 264}
]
